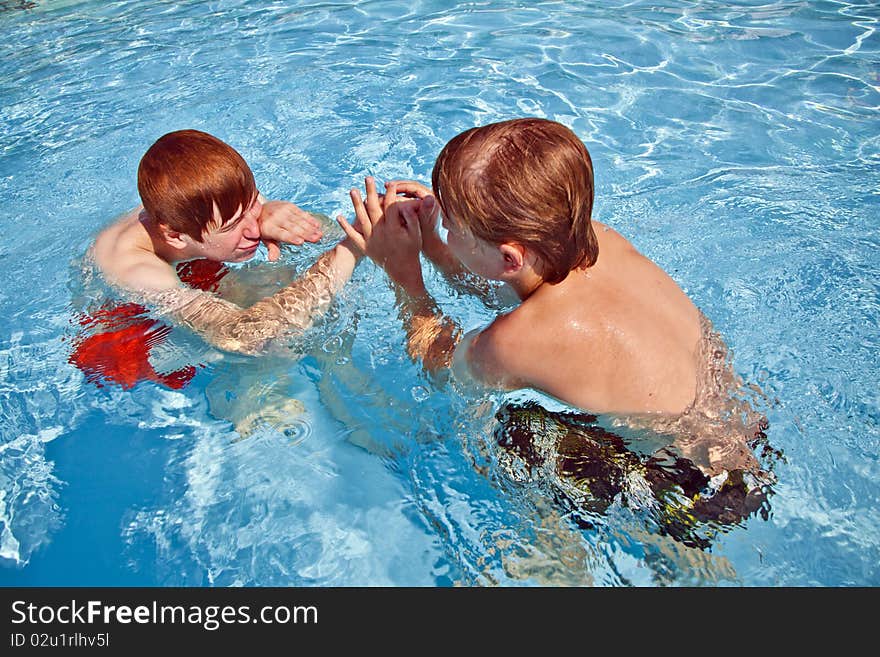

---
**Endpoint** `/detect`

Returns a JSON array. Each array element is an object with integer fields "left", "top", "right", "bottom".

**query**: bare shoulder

[
  {"left": 454, "top": 312, "right": 530, "bottom": 389},
  {"left": 117, "top": 259, "right": 181, "bottom": 293},
  {"left": 92, "top": 210, "right": 178, "bottom": 293},
  {"left": 102, "top": 251, "right": 179, "bottom": 293},
  {"left": 592, "top": 220, "right": 638, "bottom": 253},
  {"left": 92, "top": 209, "right": 141, "bottom": 262}
]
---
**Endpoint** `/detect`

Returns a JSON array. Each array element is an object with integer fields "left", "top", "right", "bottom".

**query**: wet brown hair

[
  {"left": 432, "top": 118, "right": 597, "bottom": 284},
  {"left": 137, "top": 129, "right": 257, "bottom": 242}
]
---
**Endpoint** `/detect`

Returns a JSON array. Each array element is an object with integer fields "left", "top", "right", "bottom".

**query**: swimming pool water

[{"left": 0, "top": 0, "right": 878, "bottom": 586}]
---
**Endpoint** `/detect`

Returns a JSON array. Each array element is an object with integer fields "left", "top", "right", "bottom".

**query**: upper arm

[
  {"left": 147, "top": 288, "right": 267, "bottom": 355},
  {"left": 451, "top": 327, "right": 483, "bottom": 385},
  {"left": 100, "top": 255, "right": 181, "bottom": 294},
  {"left": 452, "top": 323, "right": 523, "bottom": 390}
]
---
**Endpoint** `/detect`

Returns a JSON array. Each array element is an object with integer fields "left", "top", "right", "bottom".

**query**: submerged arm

[
  {"left": 394, "top": 283, "right": 462, "bottom": 373},
  {"left": 395, "top": 283, "right": 513, "bottom": 391},
  {"left": 145, "top": 240, "right": 359, "bottom": 355}
]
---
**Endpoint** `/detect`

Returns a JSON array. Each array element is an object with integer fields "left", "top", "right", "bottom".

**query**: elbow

[
  {"left": 212, "top": 336, "right": 265, "bottom": 356},
  {"left": 406, "top": 317, "right": 460, "bottom": 372},
  {"left": 410, "top": 340, "right": 453, "bottom": 372}
]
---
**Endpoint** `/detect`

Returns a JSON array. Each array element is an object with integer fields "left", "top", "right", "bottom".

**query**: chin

[{"left": 229, "top": 249, "right": 258, "bottom": 263}]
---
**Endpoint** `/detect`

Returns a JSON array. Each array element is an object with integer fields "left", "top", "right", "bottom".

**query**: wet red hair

[{"left": 137, "top": 129, "right": 257, "bottom": 241}]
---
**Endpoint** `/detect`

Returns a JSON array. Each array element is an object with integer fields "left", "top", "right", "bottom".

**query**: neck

[{"left": 508, "top": 269, "right": 545, "bottom": 301}]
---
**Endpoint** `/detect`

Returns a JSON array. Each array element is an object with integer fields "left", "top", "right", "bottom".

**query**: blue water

[{"left": 1, "top": 0, "right": 878, "bottom": 586}]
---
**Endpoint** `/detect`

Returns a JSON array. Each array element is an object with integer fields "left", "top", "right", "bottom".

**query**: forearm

[
  {"left": 422, "top": 235, "right": 468, "bottom": 280},
  {"left": 247, "top": 239, "right": 358, "bottom": 326},
  {"left": 148, "top": 241, "right": 359, "bottom": 355},
  {"left": 422, "top": 234, "right": 505, "bottom": 303},
  {"left": 274, "top": 239, "right": 359, "bottom": 308},
  {"left": 395, "top": 286, "right": 462, "bottom": 372}
]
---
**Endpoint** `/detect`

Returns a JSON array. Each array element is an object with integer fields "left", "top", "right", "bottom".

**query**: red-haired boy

[{"left": 91, "top": 129, "right": 361, "bottom": 354}]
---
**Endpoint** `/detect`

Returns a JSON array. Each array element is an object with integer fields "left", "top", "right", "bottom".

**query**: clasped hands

[
  {"left": 254, "top": 178, "right": 442, "bottom": 296},
  {"left": 337, "top": 177, "right": 440, "bottom": 296}
]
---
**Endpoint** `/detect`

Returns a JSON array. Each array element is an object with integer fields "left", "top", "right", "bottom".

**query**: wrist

[
  {"left": 392, "top": 268, "right": 427, "bottom": 297},
  {"left": 421, "top": 231, "right": 448, "bottom": 262},
  {"left": 337, "top": 237, "right": 365, "bottom": 261}
]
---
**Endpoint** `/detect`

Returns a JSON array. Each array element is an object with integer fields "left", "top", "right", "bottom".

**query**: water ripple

[{"left": 1, "top": 0, "right": 878, "bottom": 585}]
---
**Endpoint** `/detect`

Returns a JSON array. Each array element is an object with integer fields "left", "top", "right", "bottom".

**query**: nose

[{"left": 242, "top": 205, "right": 262, "bottom": 239}]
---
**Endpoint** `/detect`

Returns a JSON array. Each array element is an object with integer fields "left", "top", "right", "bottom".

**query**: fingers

[
  {"left": 399, "top": 201, "right": 423, "bottom": 241},
  {"left": 398, "top": 201, "right": 422, "bottom": 250},
  {"left": 417, "top": 194, "right": 438, "bottom": 226},
  {"left": 349, "top": 188, "right": 372, "bottom": 240},
  {"left": 289, "top": 207, "right": 322, "bottom": 231},
  {"left": 384, "top": 181, "right": 399, "bottom": 216},
  {"left": 384, "top": 181, "right": 403, "bottom": 228},
  {"left": 387, "top": 180, "right": 432, "bottom": 199},
  {"left": 268, "top": 228, "right": 305, "bottom": 246},
  {"left": 269, "top": 223, "right": 322, "bottom": 245},
  {"left": 336, "top": 215, "right": 366, "bottom": 253},
  {"left": 365, "top": 177, "right": 383, "bottom": 222},
  {"left": 299, "top": 216, "right": 324, "bottom": 241},
  {"left": 291, "top": 220, "right": 323, "bottom": 243},
  {"left": 264, "top": 239, "right": 281, "bottom": 262},
  {"left": 258, "top": 201, "right": 324, "bottom": 244}
]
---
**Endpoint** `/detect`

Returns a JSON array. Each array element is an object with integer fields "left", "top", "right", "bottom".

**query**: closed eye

[
  {"left": 218, "top": 197, "right": 258, "bottom": 233},
  {"left": 218, "top": 214, "right": 244, "bottom": 233}
]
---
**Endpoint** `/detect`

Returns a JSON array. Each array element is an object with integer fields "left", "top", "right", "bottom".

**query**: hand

[
  {"left": 386, "top": 180, "right": 442, "bottom": 256},
  {"left": 258, "top": 200, "right": 323, "bottom": 262},
  {"left": 337, "top": 177, "right": 426, "bottom": 295}
]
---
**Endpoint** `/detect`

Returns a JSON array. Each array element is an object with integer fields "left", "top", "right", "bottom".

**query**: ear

[
  {"left": 158, "top": 223, "right": 189, "bottom": 250},
  {"left": 499, "top": 243, "right": 525, "bottom": 274}
]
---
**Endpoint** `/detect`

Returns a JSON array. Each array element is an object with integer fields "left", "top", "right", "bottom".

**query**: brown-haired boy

[
  {"left": 91, "top": 129, "right": 362, "bottom": 355},
  {"left": 340, "top": 118, "right": 765, "bottom": 476}
]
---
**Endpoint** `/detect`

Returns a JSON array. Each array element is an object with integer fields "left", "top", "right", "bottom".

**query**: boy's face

[
  {"left": 192, "top": 196, "right": 263, "bottom": 263},
  {"left": 442, "top": 211, "right": 506, "bottom": 280}
]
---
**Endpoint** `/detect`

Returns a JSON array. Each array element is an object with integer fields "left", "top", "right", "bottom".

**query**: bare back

[{"left": 474, "top": 221, "right": 703, "bottom": 416}]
